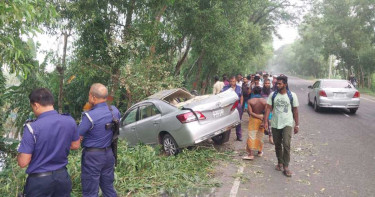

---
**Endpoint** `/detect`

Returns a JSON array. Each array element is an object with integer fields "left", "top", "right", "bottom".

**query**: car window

[
  {"left": 123, "top": 108, "right": 138, "bottom": 125},
  {"left": 322, "top": 81, "right": 352, "bottom": 88},
  {"left": 139, "top": 104, "right": 161, "bottom": 120},
  {"left": 313, "top": 81, "right": 320, "bottom": 88}
]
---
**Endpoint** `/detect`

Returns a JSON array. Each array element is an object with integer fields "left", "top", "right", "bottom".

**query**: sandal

[
  {"left": 257, "top": 151, "right": 263, "bottom": 157},
  {"left": 275, "top": 164, "right": 283, "bottom": 171},
  {"left": 242, "top": 155, "right": 254, "bottom": 160},
  {"left": 283, "top": 169, "right": 292, "bottom": 177}
]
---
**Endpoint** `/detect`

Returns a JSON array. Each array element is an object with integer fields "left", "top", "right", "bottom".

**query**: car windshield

[{"left": 321, "top": 81, "right": 352, "bottom": 88}]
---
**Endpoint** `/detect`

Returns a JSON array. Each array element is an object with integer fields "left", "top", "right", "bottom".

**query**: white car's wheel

[
  {"left": 162, "top": 134, "right": 179, "bottom": 156},
  {"left": 314, "top": 98, "right": 320, "bottom": 112},
  {"left": 307, "top": 94, "right": 312, "bottom": 106}
]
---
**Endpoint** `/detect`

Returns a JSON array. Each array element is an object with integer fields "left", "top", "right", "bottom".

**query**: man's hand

[
  {"left": 294, "top": 126, "right": 299, "bottom": 134},
  {"left": 263, "top": 122, "right": 268, "bottom": 131}
]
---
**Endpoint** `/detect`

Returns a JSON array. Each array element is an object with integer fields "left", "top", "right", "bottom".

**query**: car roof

[{"left": 319, "top": 79, "right": 349, "bottom": 81}]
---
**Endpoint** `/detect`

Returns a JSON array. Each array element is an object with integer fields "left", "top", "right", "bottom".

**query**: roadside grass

[
  {"left": 0, "top": 140, "right": 232, "bottom": 196},
  {"left": 358, "top": 87, "right": 375, "bottom": 97}
]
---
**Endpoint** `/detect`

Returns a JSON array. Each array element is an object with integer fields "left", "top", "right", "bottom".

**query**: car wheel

[
  {"left": 307, "top": 95, "right": 312, "bottom": 106},
  {"left": 212, "top": 130, "right": 231, "bottom": 145},
  {"left": 162, "top": 134, "right": 179, "bottom": 156},
  {"left": 349, "top": 108, "right": 358, "bottom": 114},
  {"left": 314, "top": 98, "right": 320, "bottom": 112}
]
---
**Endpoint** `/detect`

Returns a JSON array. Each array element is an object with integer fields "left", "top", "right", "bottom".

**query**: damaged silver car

[{"left": 119, "top": 88, "right": 241, "bottom": 155}]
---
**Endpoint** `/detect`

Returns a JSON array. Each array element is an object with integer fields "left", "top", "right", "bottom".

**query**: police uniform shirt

[
  {"left": 18, "top": 110, "right": 79, "bottom": 174},
  {"left": 78, "top": 102, "right": 121, "bottom": 148}
]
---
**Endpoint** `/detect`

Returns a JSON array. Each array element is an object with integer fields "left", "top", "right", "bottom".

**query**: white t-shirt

[{"left": 267, "top": 92, "right": 299, "bottom": 129}]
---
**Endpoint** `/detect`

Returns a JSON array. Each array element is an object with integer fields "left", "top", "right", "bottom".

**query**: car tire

[
  {"left": 162, "top": 134, "right": 179, "bottom": 156},
  {"left": 314, "top": 98, "right": 320, "bottom": 112},
  {"left": 212, "top": 130, "right": 231, "bottom": 145},
  {"left": 349, "top": 108, "right": 358, "bottom": 114},
  {"left": 307, "top": 95, "right": 312, "bottom": 106}
]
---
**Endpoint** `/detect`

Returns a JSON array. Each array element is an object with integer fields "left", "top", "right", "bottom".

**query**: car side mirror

[{"left": 308, "top": 85, "right": 313, "bottom": 89}]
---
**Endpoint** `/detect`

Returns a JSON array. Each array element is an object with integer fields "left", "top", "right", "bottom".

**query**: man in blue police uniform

[
  {"left": 78, "top": 83, "right": 120, "bottom": 197},
  {"left": 17, "top": 88, "right": 80, "bottom": 197}
]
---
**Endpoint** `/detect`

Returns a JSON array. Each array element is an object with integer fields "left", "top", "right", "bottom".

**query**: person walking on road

[
  {"left": 17, "top": 88, "right": 80, "bottom": 197},
  {"left": 222, "top": 76, "right": 243, "bottom": 141},
  {"left": 78, "top": 83, "right": 121, "bottom": 197},
  {"left": 213, "top": 75, "right": 225, "bottom": 95},
  {"left": 261, "top": 79, "right": 274, "bottom": 145},
  {"left": 241, "top": 75, "right": 251, "bottom": 113},
  {"left": 243, "top": 86, "right": 266, "bottom": 160},
  {"left": 264, "top": 75, "right": 299, "bottom": 177}
]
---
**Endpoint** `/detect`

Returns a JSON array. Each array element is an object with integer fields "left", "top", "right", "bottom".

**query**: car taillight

[
  {"left": 319, "top": 90, "right": 327, "bottom": 97},
  {"left": 353, "top": 91, "right": 360, "bottom": 98},
  {"left": 231, "top": 100, "right": 239, "bottom": 111},
  {"left": 176, "top": 111, "right": 206, "bottom": 123}
]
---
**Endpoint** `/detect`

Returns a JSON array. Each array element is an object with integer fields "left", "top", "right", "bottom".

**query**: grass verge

[
  {"left": 0, "top": 140, "right": 231, "bottom": 196},
  {"left": 358, "top": 87, "right": 375, "bottom": 97}
]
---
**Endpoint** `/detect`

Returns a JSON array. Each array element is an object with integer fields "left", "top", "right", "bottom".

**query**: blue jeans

[{"left": 81, "top": 149, "right": 117, "bottom": 197}]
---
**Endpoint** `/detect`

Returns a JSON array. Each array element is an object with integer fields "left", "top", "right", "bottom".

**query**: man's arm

[
  {"left": 17, "top": 153, "right": 32, "bottom": 168},
  {"left": 70, "top": 139, "right": 80, "bottom": 150},
  {"left": 263, "top": 104, "right": 271, "bottom": 127},
  {"left": 78, "top": 114, "right": 92, "bottom": 136},
  {"left": 293, "top": 107, "right": 299, "bottom": 134}
]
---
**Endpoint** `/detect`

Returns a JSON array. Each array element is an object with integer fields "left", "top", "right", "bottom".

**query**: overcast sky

[{"left": 273, "top": 24, "right": 299, "bottom": 50}]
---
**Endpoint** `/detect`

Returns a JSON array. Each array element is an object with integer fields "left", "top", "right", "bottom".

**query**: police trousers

[
  {"left": 81, "top": 148, "right": 117, "bottom": 197},
  {"left": 23, "top": 168, "right": 71, "bottom": 197}
]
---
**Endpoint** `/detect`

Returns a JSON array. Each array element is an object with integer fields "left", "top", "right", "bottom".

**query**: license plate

[
  {"left": 213, "top": 109, "right": 224, "bottom": 118},
  {"left": 334, "top": 93, "right": 346, "bottom": 98}
]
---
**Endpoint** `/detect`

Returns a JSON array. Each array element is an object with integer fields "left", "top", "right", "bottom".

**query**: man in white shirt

[
  {"left": 213, "top": 76, "right": 225, "bottom": 95},
  {"left": 236, "top": 74, "right": 243, "bottom": 87}
]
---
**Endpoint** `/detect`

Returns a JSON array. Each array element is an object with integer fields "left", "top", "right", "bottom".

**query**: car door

[
  {"left": 135, "top": 103, "right": 161, "bottom": 145},
  {"left": 309, "top": 81, "right": 319, "bottom": 102},
  {"left": 119, "top": 107, "right": 139, "bottom": 146}
]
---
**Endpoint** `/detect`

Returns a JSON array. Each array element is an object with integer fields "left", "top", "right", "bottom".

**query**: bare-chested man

[{"left": 243, "top": 86, "right": 266, "bottom": 160}]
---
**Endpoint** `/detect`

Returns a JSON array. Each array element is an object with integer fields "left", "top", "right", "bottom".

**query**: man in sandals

[
  {"left": 243, "top": 86, "right": 266, "bottom": 160},
  {"left": 264, "top": 75, "right": 299, "bottom": 177}
]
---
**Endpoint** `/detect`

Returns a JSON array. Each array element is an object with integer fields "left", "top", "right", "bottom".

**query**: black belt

[
  {"left": 29, "top": 167, "right": 66, "bottom": 178},
  {"left": 84, "top": 146, "right": 111, "bottom": 152}
]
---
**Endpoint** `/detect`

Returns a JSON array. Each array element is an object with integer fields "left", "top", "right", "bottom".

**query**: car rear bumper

[
  {"left": 319, "top": 97, "right": 360, "bottom": 109},
  {"left": 173, "top": 110, "right": 240, "bottom": 147}
]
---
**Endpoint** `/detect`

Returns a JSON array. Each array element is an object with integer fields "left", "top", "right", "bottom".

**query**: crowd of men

[{"left": 214, "top": 73, "right": 300, "bottom": 177}]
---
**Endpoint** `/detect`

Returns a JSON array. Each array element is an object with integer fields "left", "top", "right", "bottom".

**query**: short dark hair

[
  {"left": 222, "top": 75, "right": 228, "bottom": 81},
  {"left": 229, "top": 76, "right": 236, "bottom": 80},
  {"left": 254, "top": 76, "right": 260, "bottom": 81},
  {"left": 277, "top": 75, "right": 288, "bottom": 84},
  {"left": 237, "top": 73, "right": 242, "bottom": 77},
  {"left": 29, "top": 88, "right": 54, "bottom": 106},
  {"left": 264, "top": 78, "right": 270, "bottom": 83},
  {"left": 246, "top": 75, "right": 251, "bottom": 80},
  {"left": 214, "top": 76, "right": 219, "bottom": 81},
  {"left": 253, "top": 86, "right": 262, "bottom": 94}
]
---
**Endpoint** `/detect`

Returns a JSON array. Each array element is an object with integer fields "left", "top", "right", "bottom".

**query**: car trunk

[
  {"left": 181, "top": 89, "right": 239, "bottom": 124},
  {"left": 149, "top": 88, "right": 239, "bottom": 123},
  {"left": 323, "top": 88, "right": 357, "bottom": 99}
]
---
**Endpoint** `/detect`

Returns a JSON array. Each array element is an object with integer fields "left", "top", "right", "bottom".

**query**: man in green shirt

[{"left": 264, "top": 75, "right": 299, "bottom": 177}]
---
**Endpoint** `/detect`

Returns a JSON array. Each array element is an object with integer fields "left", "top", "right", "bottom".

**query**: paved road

[{"left": 213, "top": 76, "right": 375, "bottom": 197}]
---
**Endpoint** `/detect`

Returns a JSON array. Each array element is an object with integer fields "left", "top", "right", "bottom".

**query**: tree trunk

[
  {"left": 57, "top": 32, "right": 69, "bottom": 113},
  {"left": 150, "top": 5, "right": 167, "bottom": 54},
  {"left": 174, "top": 37, "right": 192, "bottom": 76},
  {"left": 193, "top": 50, "right": 205, "bottom": 90}
]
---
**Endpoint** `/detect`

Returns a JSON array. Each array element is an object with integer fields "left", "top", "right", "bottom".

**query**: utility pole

[{"left": 328, "top": 55, "right": 333, "bottom": 79}]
